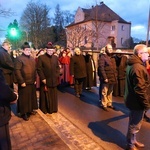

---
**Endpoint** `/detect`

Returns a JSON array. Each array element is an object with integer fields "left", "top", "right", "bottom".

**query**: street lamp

[{"left": 23, "top": 30, "right": 28, "bottom": 42}]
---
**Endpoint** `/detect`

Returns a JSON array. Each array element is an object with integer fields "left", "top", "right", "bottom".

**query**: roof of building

[{"left": 66, "top": 2, "right": 131, "bottom": 27}]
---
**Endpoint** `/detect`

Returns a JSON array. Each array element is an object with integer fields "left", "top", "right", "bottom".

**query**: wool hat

[{"left": 22, "top": 42, "right": 30, "bottom": 50}]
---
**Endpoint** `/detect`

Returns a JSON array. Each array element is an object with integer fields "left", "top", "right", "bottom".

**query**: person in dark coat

[
  {"left": 37, "top": 42, "right": 60, "bottom": 114},
  {"left": 0, "top": 41, "right": 14, "bottom": 89},
  {"left": 14, "top": 42, "right": 38, "bottom": 121},
  {"left": 0, "top": 69, "right": 18, "bottom": 150},
  {"left": 124, "top": 44, "right": 150, "bottom": 150},
  {"left": 113, "top": 49, "right": 127, "bottom": 97},
  {"left": 98, "top": 44, "right": 117, "bottom": 111},
  {"left": 83, "top": 52, "right": 96, "bottom": 90},
  {"left": 70, "top": 47, "right": 87, "bottom": 98}
]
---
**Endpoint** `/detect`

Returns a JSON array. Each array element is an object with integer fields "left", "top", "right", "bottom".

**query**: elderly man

[
  {"left": 125, "top": 44, "right": 150, "bottom": 150},
  {"left": 14, "top": 42, "right": 38, "bottom": 121},
  {"left": 0, "top": 41, "right": 14, "bottom": 88},
  {"left": 70, "top": 47, "right": 87, "bottom": 98},
  {"left": 37, "top": 42, "right": 60, "bottom": 114},
  {"left": 98, "top": 44, "right": 117, "bottom": 111}
]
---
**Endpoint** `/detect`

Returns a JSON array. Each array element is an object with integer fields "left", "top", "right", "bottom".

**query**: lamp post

[
  {"left": 23, "top": 30, "right": 28, "bottom": 42},
  {"left": 146, "top": 5, "right": 150, "bottom": 46}
]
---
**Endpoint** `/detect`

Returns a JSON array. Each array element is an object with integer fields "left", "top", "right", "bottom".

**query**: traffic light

[{"left": 10, "top": 28, "right": 17, "bottom": 37}]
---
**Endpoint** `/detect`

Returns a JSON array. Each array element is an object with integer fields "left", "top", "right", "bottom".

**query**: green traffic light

[{"left": 10, "top": 28, "right": 17, "bottom": 36}]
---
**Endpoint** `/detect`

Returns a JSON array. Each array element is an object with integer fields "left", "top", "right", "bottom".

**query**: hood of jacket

[{"left": 127, "top": 54, "right": 144, "bottom": 66}]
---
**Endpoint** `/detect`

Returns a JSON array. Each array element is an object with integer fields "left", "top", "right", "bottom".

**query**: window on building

[
  {"left": 121, "top": 38, "right": 123, "bottom": 45},
  {"left": 111, "top": 25, "right": 115, "bottom": 31},
  {"left": 121, "top": 25, "right": 124, "bottom": 31}
]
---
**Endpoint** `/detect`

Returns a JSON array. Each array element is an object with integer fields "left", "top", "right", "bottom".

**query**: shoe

[
  {"left": 27, "top": 110, "right": 37, "bottom": 116},
  {"left": 76, "top": 94, "right": 80, "bottom": 98},
  {"left": 135, "top": 141, "right": 144, "bottom": 148},
  {"left": 108, "top": 105, "right": 116, "bottom": 110},
  {"left": 22, "top": 114, "right": 29, "bottom": 121},
  {"left": 101, "top": 106, "right": 108, "bottom": 111},
  {"left": 31, "top": 110, "right": 37, "bottom": 115}
]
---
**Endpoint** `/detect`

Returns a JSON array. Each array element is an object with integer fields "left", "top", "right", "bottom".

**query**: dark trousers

[
  {"left": 0, "top": 123, "right": 11, "bottom": 150},
  {"left": 74, "top": 77, "right": 86, "bottom": 94}
]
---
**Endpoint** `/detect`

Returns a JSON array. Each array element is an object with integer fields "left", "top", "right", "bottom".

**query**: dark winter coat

[
  {"left": 114, "top": 55, "right": 127, "bottom": 79},
  {"left": 37, "top": 53, "right": 60, "bottom": 87},
  {"left": 0, "top": 46, "right": 14, "bottom": 86},
  {"left": 98, "top": 53, "right": 117, "bottom": 84},
  {"left": 83, "top": 54, "right": 96, "bottom": 87},
  {"left": 0, "top": 69, "right": 17, "bottom": 126},
  {"left": 124, "top": 55, "right": 150, "bottom": 110},
  {"left": 14, "top": 54, "right": 37, "bottom": 114},
  {"left": 14, "top": 53, "right": 36, "bottom": 85},
  {"left": 70, "top": 54, "right": 87, "bottom": 79}
]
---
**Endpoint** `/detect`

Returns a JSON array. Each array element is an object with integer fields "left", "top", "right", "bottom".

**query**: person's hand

[
  {"left": 72, "top": 75, "right": 74, "bottom": 77},
  {"left": 10, "top": 92, "right": 18, "bottom": 104},
  {"left": 42, "top": 79, "right": 46, "bottom": 84},
  {"left": 21, "top": 83, "right": 26, "bottom": 87},
  {"left": 104, "top": 79, "right": 108, "bottom": 83}
]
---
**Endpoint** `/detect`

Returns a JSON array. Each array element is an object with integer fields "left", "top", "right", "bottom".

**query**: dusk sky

[{"left": 0, "top": 0, "right": 150, "bottom": 42}]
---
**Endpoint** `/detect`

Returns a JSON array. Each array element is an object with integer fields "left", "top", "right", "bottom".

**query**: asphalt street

[
  {"left": 57, "top": 86, "right": 150, "bottom": 150},
  {"left": 9, "top": 86, "right": 150, "bottom": 150}
]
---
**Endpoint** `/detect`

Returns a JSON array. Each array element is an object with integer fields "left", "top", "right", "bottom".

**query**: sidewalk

[
  {"left": 10, "top": 110, "right": 70, "bottom": 150},
  {"left": 10, "top": 109, "right": 103, "bottom": 150}
]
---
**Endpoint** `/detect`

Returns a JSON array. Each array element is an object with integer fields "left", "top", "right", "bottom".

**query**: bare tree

[
  {"left": 0, "top": 5, "right": 14, "bottom": 17},
  {"left": 66, "top": 25, "right": 94, "bottom": 48},
  {"left": 20, "top": 1, "right": 51, "bottom": 48},
  {"left": 90, "top": 4, "right": 113, "bottom": 50}
]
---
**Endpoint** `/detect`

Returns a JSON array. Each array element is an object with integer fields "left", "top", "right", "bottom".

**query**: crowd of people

[
  {"left": 0, "top": 41, "right": 96, "bottom": 117},
  {"left": 1, "top": 40, "right": 150, "bottom": 150}
]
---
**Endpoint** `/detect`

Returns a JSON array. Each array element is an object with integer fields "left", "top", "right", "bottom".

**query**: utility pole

[
  {"left": 24, "top": 31, "right": 28, "bottom": 42},
  {"left": 146, "top": 4, "right": 150, "bottom": 46}
]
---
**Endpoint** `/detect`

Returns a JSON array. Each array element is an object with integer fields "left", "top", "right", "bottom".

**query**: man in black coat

[
  {"left": 0, "top": 69, "right": 18, "bottom": 150},
  {"left": 98, "top": 44, "right": 117, "bottom": 111},
  {"left": 124, "top": 44, "right": 150, "bottom": 150},
  {"left": 70, "top": 47, "right": 87, "bottom": 98},
  {"left": 37, "top": 42, "right": 60, "bottom": 114},
  {"left": 0, "top": 41, "right": 14, "bottom": 89},
  {"left": 14, "top": 42, "right": 38, "bottom": 121}
]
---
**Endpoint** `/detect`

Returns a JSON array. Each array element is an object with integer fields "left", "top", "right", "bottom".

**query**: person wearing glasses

[{"left": 124, "top": 44, "right": 150, "bottom": 150}]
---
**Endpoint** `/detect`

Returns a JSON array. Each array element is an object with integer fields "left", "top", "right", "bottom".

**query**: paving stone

[
  {"left": 10, "top": 108, "right": 104, "bottom": 150},
  {"left": 10, "top": 111, "right": 70, "bottom": 150}
]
